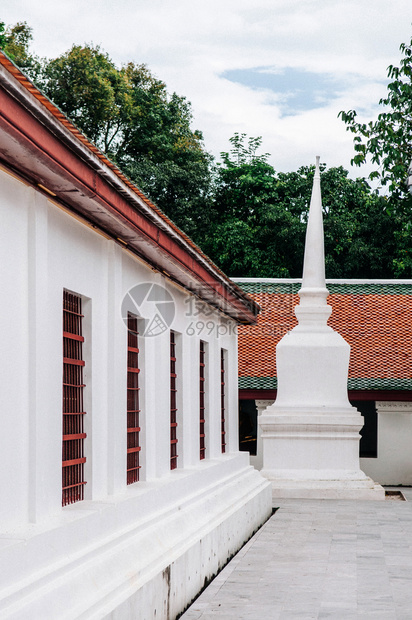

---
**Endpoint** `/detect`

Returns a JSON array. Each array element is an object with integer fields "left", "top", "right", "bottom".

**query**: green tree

[
  {"left": 202, "top": 134, "right": 305, "bottom": 277},
  {"left": 38, "top": 44, "right": 212, "bottom": 236},
  {"left": 203, "top": 134, "right": 403, "bottom": 278},
  {"left": 115, "top": 63, "right": 212, "bottom": 237},
  {"left": 41, "top": 45, "right": 132, "bottom": 153},
  {"left": 0, "top": 22, "right": 6, "bottom": 49},
  {"left": 339, "top": 35, "right": 412, "bottom": 275},
  {"left": 321, "top": 167, "right": 399, "bottom": 278},
  {"left": 339, "top": 36, "right": 412, "bottom": 199},
  {"left": 0, "top": 21, "right": 42, "bottom": 79}
]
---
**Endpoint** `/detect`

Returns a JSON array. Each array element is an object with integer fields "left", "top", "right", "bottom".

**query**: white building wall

[
  {"left": 361, "top": 401, "right": 412, "bottom": 486},
  {"left": 0, "top": 173, "right": 30, "bottom": 529},
  {"left": 0, "top": 169, "right": 271, "bottom": 618}
]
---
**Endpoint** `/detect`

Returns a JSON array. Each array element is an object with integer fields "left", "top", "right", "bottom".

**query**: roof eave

[{"left": 0, "top": 52, "right": 259, "bottom": 324}]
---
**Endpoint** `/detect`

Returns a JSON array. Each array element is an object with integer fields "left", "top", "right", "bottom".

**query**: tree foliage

[
  {"left": 339, "top": 36, "right": 412, "bottom": 200},
  {"left": 202, "top": 134, "right": 404, "bottom": 278},
  {"left": 339, "top": 35, "right": 412, "bottom": 275},
  {"left": 38, "top": 45, "right": 212, "bottom": 235},
  {"left": 0, "top": 21, "right": 42, "bottom": 79},
  {"left": 41, "top": 45, "right": 131, "bottom": 153},
  {"left": 202, "top": 134, "right": 303, "bottom": 277},
  {"left": 0, "top": 22, "right": 5, "bottom": 49}
]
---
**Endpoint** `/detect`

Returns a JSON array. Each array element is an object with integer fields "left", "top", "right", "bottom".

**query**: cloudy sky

[{"left": 2, "top": 1, "right": 411, "bottom": 176}]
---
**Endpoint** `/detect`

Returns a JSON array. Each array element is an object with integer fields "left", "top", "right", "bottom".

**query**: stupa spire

[{"left": 295, "top": 156, "right": 331, "bottom": 327}]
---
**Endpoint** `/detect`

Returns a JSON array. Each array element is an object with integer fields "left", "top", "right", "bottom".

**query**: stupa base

[{"left": 261, "top": 469, "right": 385, "bottom": 500}]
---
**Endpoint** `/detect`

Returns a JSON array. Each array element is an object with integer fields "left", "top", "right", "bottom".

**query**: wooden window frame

[
  {"left": 170, "top": 331, "right": 178, "bottom": 469},
  {"left": 199, "top": 341, "right": 206, "bottom": 460},
  {"left": 127, "top": 313, "right": 141, "bottom": 484},
  {"left": 221, "top": 349, "right": 226, "bottom": 453},
  {"left": 62, "top": 291, "right": 86, "bottom": 506}
]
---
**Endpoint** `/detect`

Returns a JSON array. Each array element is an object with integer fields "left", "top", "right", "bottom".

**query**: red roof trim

[
  {"left": 0, "top": 53, "right": 173, "bottom": 221},
  {"left": 0, "top": 52, "right": 258, "bottom": 323}
]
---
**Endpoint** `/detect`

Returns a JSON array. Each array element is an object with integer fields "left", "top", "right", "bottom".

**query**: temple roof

[
  {"left": 234, "top": 279, "right": 412, "bottom": 392},
  {"left": 0, "top": 51, "right": 259, "bottom": 325}
]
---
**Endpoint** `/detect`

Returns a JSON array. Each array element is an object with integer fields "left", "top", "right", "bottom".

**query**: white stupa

[{"left": 259, "top": 157, "right": 385, "bottom": 499}]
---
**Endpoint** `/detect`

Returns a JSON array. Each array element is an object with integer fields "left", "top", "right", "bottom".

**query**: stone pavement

[{"left": 181, "top": 489, "right": 412, "bottom": 620}]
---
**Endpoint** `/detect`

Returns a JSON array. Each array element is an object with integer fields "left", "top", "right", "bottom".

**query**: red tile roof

[{"left": 236, "top": 281, "right": 412, "bottom": 391}]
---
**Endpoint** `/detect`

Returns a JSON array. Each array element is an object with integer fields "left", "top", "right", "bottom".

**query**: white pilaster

[{"left": 249, "top": 400, "right": 274, "bottom": 471}]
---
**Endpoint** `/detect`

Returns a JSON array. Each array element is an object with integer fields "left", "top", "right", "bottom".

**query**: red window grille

[
  {"left": 199, "top": 341, "right": 206, "bottom": 460},
  {"left": 62, "top": 291, "right": 86, "bottom": 506},
  {"left": 170, "top": 331, "right": 178, "bottom": 470},
  {"left": 127, "top": 313, "right": 141, "bottom": 484},
  {"left": 221, "top": 349, "right": 226, "bottom": 453}
]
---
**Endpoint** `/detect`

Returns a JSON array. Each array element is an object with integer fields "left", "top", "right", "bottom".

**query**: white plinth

[
  {"left": 259, "top": 321, "right": 385, "bottom": 501},
  {"left": 260, "top": 408, "right": 385, "bottom": 500},
  {"left": 0, "top": 456, "right": 272, "bottom": 619}
]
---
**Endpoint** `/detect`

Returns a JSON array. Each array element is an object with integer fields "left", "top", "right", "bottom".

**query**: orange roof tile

[{"left": 236, "top": 281, "right": 412, "bottom": 391}]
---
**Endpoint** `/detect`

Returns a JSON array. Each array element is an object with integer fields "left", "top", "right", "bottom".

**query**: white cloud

[{"left": 2, "top": 0, "right": 411, "bottom": 177}]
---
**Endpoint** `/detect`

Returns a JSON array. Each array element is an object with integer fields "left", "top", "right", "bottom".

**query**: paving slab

[{"left": 181, "top": 491, "right": 412, "bottom": 619}]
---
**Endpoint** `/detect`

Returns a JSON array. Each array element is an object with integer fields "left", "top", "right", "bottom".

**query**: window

[
  {"left": 62, "top": 291, "right": 86, "bottom": 506},
  {"left": 127, "top": 313, "right": 141, "bottom": 484},
  {"left": 220, "top": 349, "right": 226, "bottom": 453},
  {"left": 170, "top": 331, "right": 178, "bottom": 470},
  {"left": 199, "top": 341, "right": 206, "bottom": 460},
  {"left": 238, "top": 399, "right": 258, "bottom": 455},
  {"left": 351, "top": 400, "right": 378, "bottom": 458}
]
